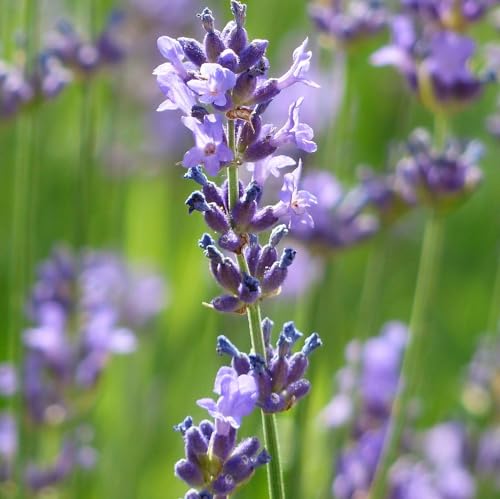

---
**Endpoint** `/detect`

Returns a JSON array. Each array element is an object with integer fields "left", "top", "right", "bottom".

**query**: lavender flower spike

[
  {"left": 197, "top": 366, "right": 258, "bottom": 435},
  {"left": 277, "top": 38, "right": 320, "bottom": 91},
  {"left": 271, "top": 98, "right": 317, "bottom": 153},
  {"left": 187, "top": 63, "right": 236, "bottom": 107},
  {"left": 182, "top": 114, "right": 233, "bottom": 176},
  {"left": 274, "top": 161, "right": 318, "bottom": 230}
]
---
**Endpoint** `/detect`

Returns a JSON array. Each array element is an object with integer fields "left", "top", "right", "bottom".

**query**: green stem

[
  {"left": 487, "top": 252, "right": 500, "bottom": 336},
  {"left": 227, "top": 119, "right": 285, "bottom": 499},
  {"left": 369, "top": 212, "right": 444, "bottom": 499}
]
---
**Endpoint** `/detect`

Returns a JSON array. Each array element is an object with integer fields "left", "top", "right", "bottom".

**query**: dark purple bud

[
  {"left": 237, "top": 40, "right": 269, "bottom": 73},
  {"left": 185, "top": 166, "right": 207, "bottom": 186},
  {"left": 216, "top": 335, "right": 241, "bottom": 357},
  {"left": 184, "top": 490, "right": 202, "bottom": 499},
  {"left": 212, "top": 474, "right": 236, "bottom": 494},
  {"left": 232, "top": 200, "right": 257, "bottom": 230},
  {"left": 232, "top": 436, "right": 261, "bottom": 459},
  {"left": 250, "top": 79, "right": 280, "bottom": 105},
  {"left": 178, "top": 37, "right": 207, "bottom": 67},
  {"left": 203, "top": 182, "right": 225, "bottom": 207},
  {"left": 198, "top": 8, "right": 225, "bottom": 62},
  {"left": 186, "top": 191, "right": 210, "bottom": 214},
  {"left": 205, "top": 204, "right": 230, "bottom": 233},
  {"left": 238, "top": 114, "right": 262, "bottom": 151},
  {"left": 204, "top": 244, "right": 224, "bottom": 263},
  {"left": 249, "top": 353, "right": 266, "bottom": 373},
  {"left": 212, "top": 295, "right": 242, "bottom": 313},
  {"left": 245, "top": 235, "right": 261, "bottom": 275},
  {"left": 223, "top": 454, "right": 253, "bottom": 483},
  {"left": 262, "top": 317, "right": 274, "bottom": 345},
  {"left": 302, "top": 333, "right": 322, "bottom": 356},
  {"left": 287, "top": 353, "right": 308, "bottom": 384},
  {"left": 232, "top": 353, "right": 251, "bottom": 375},
  {"left": 270, "top": 356, "right": 289, "bottom": 392},
  {"left": 191, "top": 105, "right": 210, "bottom": 121},
  {"left": 269, "top": 224, "right": 288, "bottom": 247},
  {"left": 199, "top": 420, "right": 214, "bottom": 442},
  {"left": 218, "top": 231, "right": 243, "bottom": 253},
  {"left": 218, "top": 49, "right": 239, "bottom": 72},
  {"left": 256, "top": 245, "right": 278, "bottom": 279},
  {"left": 185, "top": 427, "right": 209, "bottom": 456},
  {"left": 279, "top": 248, "right": 296, "bottom": 268},
  {"left": 286, "top": 379, "right": 310, "bottom": 402},
  {"left": 217, "top": 258, "right": 242, "bottom": 293},
  {"left": 211, "top": 427, "right": 236, "bottom": 461},
  {"left": 174, "top": 416, "right": 194, "bottom": 435},
  {"left": 261, "top": 263, "right": 286, "bottom": 294},
  {"left": 249, "top": 206, "right": 279, "bottom": 232},
  {"left": 198, "top": 233, "right": 215, "bottom": 250},
  {"left": 175, "top": 459, "right": 204, "bottom": 487},
  {"left": 224, "top": 1, "right": 248, "bottom": 54},
  {"left": 243, "top": 139, "right": 277, "bottom": 163},
  {"left": 261, "top": 393, "right": 286, "bottom": 413},
  {"left": 255, "top": 449, "right": 271, "bottom": 467},
  {"left": 233, "top": 71, "right": 258, "bottom": 105},
  {"left": 238, "top": 273, "right": 261, "bottom": 303}
]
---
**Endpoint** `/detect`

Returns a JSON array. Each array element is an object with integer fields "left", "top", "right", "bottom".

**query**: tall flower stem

[
  {"left": 370, "top": 117, "right": 448, "bottom": 499},
  {"left": 226, "top": 120, "right": 286, "bottom": 499},
  {"left": 370, "top": 212, "right": 444, "bottom": 498}
]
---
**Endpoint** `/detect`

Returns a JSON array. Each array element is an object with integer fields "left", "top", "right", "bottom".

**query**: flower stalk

[{"left": 227, "top": 118, "right": 286, "bottom": 499}]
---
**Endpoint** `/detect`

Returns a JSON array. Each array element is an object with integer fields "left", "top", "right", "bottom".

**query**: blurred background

[{"left": 0, "top": 0, "right": 499, "bottom": 498}]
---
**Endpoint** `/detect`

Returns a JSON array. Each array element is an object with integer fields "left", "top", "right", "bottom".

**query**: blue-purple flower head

[
  {"left": 396, "top": 128, "right": 483, "bottom": 212},
  {"left": 371, "top": 16, "right": 487, "bottom": 113},
  {"left": 309, "top": 0, "right": 387, "bottom": 47},
  {"left": 402, "top": 0, "right": 495, "bottom": 31},
  {"left": 289, "top": 169, "right": 379, "bottom": 253},
  {"left": 153, "top": 1, "right": 319, "bottom": 176}
]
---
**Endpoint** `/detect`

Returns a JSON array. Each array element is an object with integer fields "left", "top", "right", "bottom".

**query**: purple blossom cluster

[
  {"left": 371, "top": 6, "right": 495, "bottom": 113},
  {"left": 309, "top": 0, "right": 388, "bottom": 47},
  {"left": 0, "top": 247, "right": 165, "bottom": 492},
  {"left": 323, "top": 325, "right": 500, "bottom": 498},
  {"left": 0, "top": 14, "right": 123, "bottom": 120},
  {"left": 216, "top": 320, "right": 322, "bottom": 413},
  {"left": 155, "top": 2, "right": 324, "bottom": 495}
]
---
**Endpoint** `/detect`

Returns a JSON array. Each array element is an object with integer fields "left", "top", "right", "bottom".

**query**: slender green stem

[
  {"left": 226, "top": 119, "right": 285, "bottom": 499},
  {"left": 369, "top": 212, "right": 444, "bottom": 499},
  {"left": 487, "top": 252, "right": 500, "bottom": 335}
]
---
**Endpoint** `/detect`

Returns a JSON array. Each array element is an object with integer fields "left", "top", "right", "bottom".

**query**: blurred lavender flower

[
  {"left": 395, "top": 128, "right": 483, "bottom": 212},
  {"left": 402, "top": 0, "right": 495, "bottom": 31},
  {"left": 371, "top": 16, "right": 488, "bottom": 113},
  {"left": 309, "top": 0, "right": 387, "bottom": 47},
  {"left": 290, "top": 169, "right": 379, "bottom": 253}
]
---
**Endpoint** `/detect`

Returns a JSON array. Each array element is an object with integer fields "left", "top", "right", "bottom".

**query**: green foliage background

[{"left": 0, "top": 0, "right": 499, "bottom": 498}]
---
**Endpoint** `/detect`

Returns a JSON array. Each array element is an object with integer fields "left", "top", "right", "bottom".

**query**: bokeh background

[{"left": 1, "top": 0, "right": 499, "bottom": 498}]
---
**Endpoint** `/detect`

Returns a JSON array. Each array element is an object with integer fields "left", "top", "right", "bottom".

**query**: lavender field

[{"left": 1, "top": 0, "right": 500, "bottom": 498}]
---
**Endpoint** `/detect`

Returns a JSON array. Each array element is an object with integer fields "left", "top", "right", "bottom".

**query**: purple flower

[
  {"left": 271, "top": 97, "right": 317, "bottom": 153},
  {"left": 0, "top": 364, "right": 17, "bottom": 397},
  {"left": 187, "top": 63, "right": 236, "bottom": 106},
  {"left": 155, "top": 70, "right": 196, "bottom": 114},
  {"left": 276, "top": 38, "right": 320, "bottom": 91},
  {"left": 246, "top": 155, "right": 295, "bottom": 186},
  {"left": 156, "top": 36, "right": 188, "bottom": 79},
  {"left": 274, "top": 162, "right": 318, "bottom": 230},
  {"left": 182, "top": 114, "right": 233, "bottom": 175},
  {"left": 197, "top": 366, "right": 258, "bottom": 435}
]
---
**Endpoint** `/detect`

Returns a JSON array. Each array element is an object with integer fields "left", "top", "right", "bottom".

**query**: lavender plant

[
  {"left": 0, "top": 247, "right": 165, "bottom": 495},
  {"left": 0, "top": 14, "right": 123, "bottom": 120},
  {"left": 153, "top": 2, "right": 323, "bottom": 497}
]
